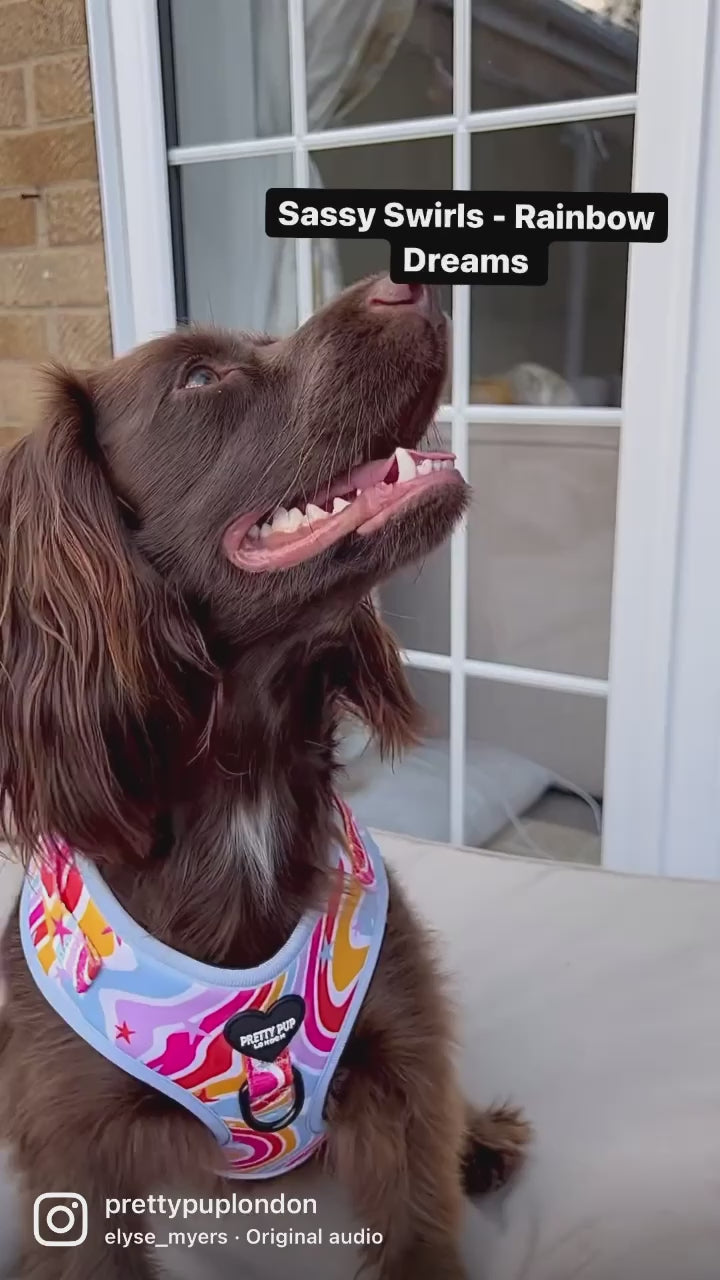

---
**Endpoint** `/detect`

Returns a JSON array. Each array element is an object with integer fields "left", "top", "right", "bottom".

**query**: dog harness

[{"left": 19, "top": 797, "right": 388, "bottom": 1179}]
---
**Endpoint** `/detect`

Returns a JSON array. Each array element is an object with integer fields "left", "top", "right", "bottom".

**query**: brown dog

[{"left": 0, "top": 276, "right": 528, "bottom": 1279}]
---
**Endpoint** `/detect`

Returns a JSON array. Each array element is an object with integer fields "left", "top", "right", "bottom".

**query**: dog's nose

[{"left": 367, "top": 277, "right": 426, "bottom": 308}]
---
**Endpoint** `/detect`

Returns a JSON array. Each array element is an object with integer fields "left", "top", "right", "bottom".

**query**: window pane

[
  {"left": 470, "top": 116, "right": 634, "bottom": 405},
  {"left": 339, "top": 670, "right": 451, "bottom": 843},
  {"left": 311, "top": 135, "right": 452, "bottom": 305},
  {"left": 178, "top": 155, "right": 296, "bottom": 332},
  {"left": 472, "top": 0, "right": 639, "bottom": 113},
  {"left": 165, "top": 0, "right": 292, "bottom": 147},
  {"left": 311, "top": 137, "right": 453, "bottom": 399},
  {"left": 467, "top": 680, "right": 605, "bottom": 864},
  {"left": 305, "top": 0, "right": 452, "bottom": 132},
  {"left": 465, "top": 425, "right": 617, "bottom": 677},
  {"left": 379, "top": 531, "right": 451, "bottom": 657}
]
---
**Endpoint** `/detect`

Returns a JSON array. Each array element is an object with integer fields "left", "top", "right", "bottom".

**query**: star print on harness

[{"left": 20, "top": 797, "right": 388, "bottom": 1178}]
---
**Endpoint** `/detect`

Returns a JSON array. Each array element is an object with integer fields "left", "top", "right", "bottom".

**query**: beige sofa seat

[{"left": 1, "top": 834, "right": 719, "bottom": 1280}]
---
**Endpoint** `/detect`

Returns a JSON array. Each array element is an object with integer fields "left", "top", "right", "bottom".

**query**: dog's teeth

[
  {"left": 395, "top": 446, "right": 418, "bottom": 482},
  {"left": 442, "top": 459, "right": 455, "bottom": 470},
  {"left": 270, "top": 506, "right": 291, "bottom": 532},
  {"left": 417, "top": 459, "right": 433, "bottom": 476},
  {"left": 306, "top": 503, "right": 329, "bottom": 523},
  {"left": 260, "top": 522, "right": 273, "bottom": 539},
  {"left": 356, "top": 488, "right": 362, "bottom": 497},
  {"left": 286, "top": 506, "right": 305, "bottom": 532},
  {"left": 332, "top": 497, "right": 350, "bottom": 514},
  {"left": 431, "top": 460, "right": 444, "bottom": 471}
]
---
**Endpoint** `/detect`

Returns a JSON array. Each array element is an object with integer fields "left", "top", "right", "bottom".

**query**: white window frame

[{"left": 86, "top": 0, "right": 720, "bottom": 877}]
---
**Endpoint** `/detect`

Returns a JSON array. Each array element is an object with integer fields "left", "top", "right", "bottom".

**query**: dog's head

[
  {"left": 95, "top": 275, "right": 465, "bottom": 638},
  {"left": 0, "top": 276, "right": 467, "bottom": 861}
]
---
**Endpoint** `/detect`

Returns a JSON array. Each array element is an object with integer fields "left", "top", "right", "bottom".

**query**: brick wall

[{"left": 0, "top": 0, "right": 111, "bottom": 448}]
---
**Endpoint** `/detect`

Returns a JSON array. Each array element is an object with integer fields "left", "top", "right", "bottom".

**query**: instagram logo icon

[{"left": 33, "top": 1193, "right": 88, "bottom": 1247}]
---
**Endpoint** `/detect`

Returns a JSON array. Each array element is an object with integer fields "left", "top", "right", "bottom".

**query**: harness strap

[
  {"left": 240, "top": 1048, "right": 304, "bottom": 1131},
  {"left": 33, "top": 844, "right": 103, "bottom": 993}
]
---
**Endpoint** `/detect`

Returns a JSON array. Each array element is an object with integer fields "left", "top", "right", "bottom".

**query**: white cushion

[
  {"left": 341, "top": 738, "right": 553, "bottom": 846},
  {"left": 1, "top": 838, "right": 719, "bottom": 1279}
]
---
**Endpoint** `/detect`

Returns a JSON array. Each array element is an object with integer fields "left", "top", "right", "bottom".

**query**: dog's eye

[{"left": 183, "top": 366, "right": 218, "bottom": 388}]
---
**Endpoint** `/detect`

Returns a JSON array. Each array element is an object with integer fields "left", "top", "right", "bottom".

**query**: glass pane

[
  {"left": 466, "top": 680, "right": 604, "bottom": 865},
  {"left": 311, "top": 138, "right": 453, "bottom": 398},
  {"left": 472, "top": 0, "right": 640, "bottom": 113},
  {"left": 471, "top": 116, "right": 634, "bottom": 405},
  {"left": 178, "top": 155, "right": 296, "bottom": 332},
  {"left": 379, "top": 536, "right": 451, "bottom": 657},
  {"left": 377, "top": 418, "right": 451, "bottom": 657},
  {"left": 339, "top": 670, "right": 450, "bottom": 843},
  {"left": 311, "top": 136, "right": 452, "bottom": 306},
  {"left": 466, "top": 427, "right": 617, "bottom": 677},
  {"left": 305, "top": 0, "right": 452, "bottom": 132},
  {"left": 165, "top": 0, "right": 292, "bottom": 147}
]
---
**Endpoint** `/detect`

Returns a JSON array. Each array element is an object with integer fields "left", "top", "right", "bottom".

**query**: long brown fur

[{"left": 0, "top": 276, "right": 529, "bottom": 1279}]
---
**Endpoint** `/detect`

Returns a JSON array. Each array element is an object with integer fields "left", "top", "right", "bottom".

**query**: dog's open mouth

[{"left": 223, "top": 447, "right": 463, "bottom": 572}]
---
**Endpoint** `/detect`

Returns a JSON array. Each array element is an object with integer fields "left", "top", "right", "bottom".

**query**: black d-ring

[{"left": 238, "top": 1066, "right": 305, "bottom": 1133}]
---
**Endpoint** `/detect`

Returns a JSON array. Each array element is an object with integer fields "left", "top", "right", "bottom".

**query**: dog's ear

[
  {"left": 331, "top": 597, "right": 422, "bottom": 759},
  {"left": 0, "top": 367, "right": 211, "bottom": 865}
]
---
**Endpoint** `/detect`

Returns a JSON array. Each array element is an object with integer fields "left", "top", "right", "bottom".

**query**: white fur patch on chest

[{"left": 227, "top": 794, "right": 279, "bottom": 899}]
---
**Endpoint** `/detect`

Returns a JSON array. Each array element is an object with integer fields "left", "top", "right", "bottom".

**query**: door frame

[
  {"left": 603, "top": 0, "right": 718, "bottom": 878},
  {"left": 86, "top": 0, "right": 720, "bottom": 877}
]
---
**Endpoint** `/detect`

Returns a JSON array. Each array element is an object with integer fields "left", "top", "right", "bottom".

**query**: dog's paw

[{"left": 461, "top": 1101, "right": 532, "bottom": 1195}]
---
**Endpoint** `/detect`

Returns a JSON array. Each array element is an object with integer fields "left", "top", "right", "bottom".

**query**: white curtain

[{"left": 255, "top": 0, "right": 416, "bottom": 332}]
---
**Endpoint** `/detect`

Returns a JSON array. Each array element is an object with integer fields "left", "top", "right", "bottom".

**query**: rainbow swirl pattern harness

[{"left": 20, "top": 798, "right": 388, "bottom": 1179}]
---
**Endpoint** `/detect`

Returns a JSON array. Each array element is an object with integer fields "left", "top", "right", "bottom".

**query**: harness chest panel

[{"left": 20, "top": 798, "right": 388, "bottom": 1180}]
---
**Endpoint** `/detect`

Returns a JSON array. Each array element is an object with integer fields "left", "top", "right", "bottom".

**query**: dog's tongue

[
  {"left": 330, "top": 457, "right": 392, "bottom": 497},
  {"left": 324, "top": 448, "right": 455, "bottom": 503}
]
